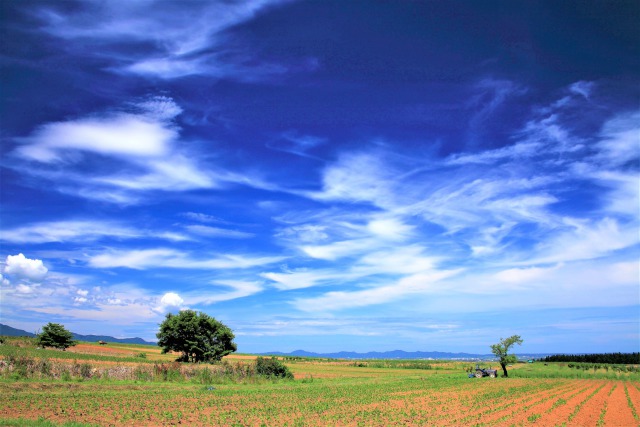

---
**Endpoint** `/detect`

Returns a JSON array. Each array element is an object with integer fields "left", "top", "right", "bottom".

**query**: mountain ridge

[
  {"left": 0, "top": 323, "right": 155, "bottom": 345},
  {"left": 259, "top": 349, "right": 552, "bottom": 360},
  {"left": 1, "top": 324, "right": 552, "bottom": 358}
]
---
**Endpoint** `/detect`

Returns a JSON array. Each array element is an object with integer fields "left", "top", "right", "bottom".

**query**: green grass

[{"left": 509, "top": 362, "right": 640, "bottom": 380}]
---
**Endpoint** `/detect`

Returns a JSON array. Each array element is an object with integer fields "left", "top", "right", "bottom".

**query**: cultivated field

[{"left": 1, "top": 339, "right": 638, "bottom": 426}]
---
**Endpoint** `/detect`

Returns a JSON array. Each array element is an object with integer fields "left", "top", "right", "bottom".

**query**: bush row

[
  {"left": 0, "top": 355, "right": 293, "bottom": 383},
  {"left": 565, "top": 362, "right": 639, "bottom": 373}
]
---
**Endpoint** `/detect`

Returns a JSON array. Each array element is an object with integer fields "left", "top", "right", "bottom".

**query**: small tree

[
  {"left": 36, "top": 323, "right": 77, "bottom": 350},
  {"left": 157, "top": 310, "right": 237, "bottom": 363},
  {"left": 490, "top": 335, "right": 523, "bottom": 377}
]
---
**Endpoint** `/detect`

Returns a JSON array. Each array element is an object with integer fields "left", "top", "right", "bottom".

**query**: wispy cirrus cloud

[
  {"left": 88, "top": 248, "right": 285, "bottom": 270},
  {"left": 189, "top": 280, "right": 265, "bottom": 305},
  {"left": 11, "top": 96, "right": 273, "bottom": 204},
  {"left": 262, "top": 82, "right": 639, "bottom": 314},
  {"left": 185, "top": 225, "right": 254, "bottom": 239},
  {"left": 32, "top": 0, "right": 303, "bottom": 81},
  {"left": 0, "top": 219, "right": 188, "bottom": 244},
  {"left": 293, "top": 269, "right": 462, "bottom": 312}
]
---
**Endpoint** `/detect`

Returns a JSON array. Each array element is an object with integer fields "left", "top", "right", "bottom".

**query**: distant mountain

[
  {"left": 71, "top": 333, "right": 154, "bottom": 345},
  {"left": 0, "top": 323, "right": 36, "bottom": 337},
  {"left": 260, "top": 349, "right": 554, "bottom": 360},
  {"left": 0, "top": 323, "right": 155, "bottom": 345}
]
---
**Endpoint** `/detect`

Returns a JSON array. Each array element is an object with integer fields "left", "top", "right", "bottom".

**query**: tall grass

[{"left": 0, "top": 354, "right": 282, "bottom": 383}]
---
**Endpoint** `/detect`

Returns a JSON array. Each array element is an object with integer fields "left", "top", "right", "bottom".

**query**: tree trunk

[{"left": 501, "top": 362, "right": 508, "bottom": 377}]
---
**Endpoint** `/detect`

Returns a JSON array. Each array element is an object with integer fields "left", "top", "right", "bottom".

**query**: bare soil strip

[
  {"left": 603, "top": 383, "right": 638, "bottom": 427},
  {"left": 532, "top": 381, "right": 603, "bottom": 427},
  {"left": 566, "top": 381, "right": 614, "bottom": 427},
  {"left": 457, "top": 381, "right": 578, "bottom": 426}
]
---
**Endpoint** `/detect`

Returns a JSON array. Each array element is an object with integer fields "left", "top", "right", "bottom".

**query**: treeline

[{"left": 541, "top": 352, "right": 639, "bottom": 364}]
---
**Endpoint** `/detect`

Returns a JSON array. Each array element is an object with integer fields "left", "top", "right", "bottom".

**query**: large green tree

[
  {"left": 36, "top": 323, "right": 77, "bottom": 350},
  {"left": 490, "top": 335, "right": 523, "bottom": 377},
  {"left": 157, "top": 310, "right": 237, "bottom": 363}
]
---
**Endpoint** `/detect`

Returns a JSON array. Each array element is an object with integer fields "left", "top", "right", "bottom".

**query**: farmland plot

[
  {"left": 1, "top": 374, "right": 638, "bottom": 426},
  {"left": 1, "top": 341, "right": 638, "bottom": 426}
]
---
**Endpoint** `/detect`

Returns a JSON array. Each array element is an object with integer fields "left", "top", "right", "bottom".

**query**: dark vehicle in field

[{"left": 474, "top": 363, "right": 498, "bottom": 378}]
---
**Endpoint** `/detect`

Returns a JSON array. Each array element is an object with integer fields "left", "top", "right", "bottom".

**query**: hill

[
  {"left": 0, "top": 323, "right": 155, "bottom": 345},
  {"left": 0, "top": 323, "right": 36, "bottom": 337}
]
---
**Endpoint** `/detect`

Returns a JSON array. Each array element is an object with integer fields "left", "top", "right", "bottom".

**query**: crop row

[{"left": 2, "top": 373, "right": 638, "bottom": 426}]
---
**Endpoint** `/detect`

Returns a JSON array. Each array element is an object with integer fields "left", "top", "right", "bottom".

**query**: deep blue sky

[{"left": 1, "top": 0, "right": 638, "bottom": 354}]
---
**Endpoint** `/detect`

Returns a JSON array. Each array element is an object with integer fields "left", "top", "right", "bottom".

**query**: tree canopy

[
  {"left": 490, "top": 335, "right": 523, "bottom": 377},
  {"left": 156, "top": 310, "right": 237, "bottom": 363},
  {"left": 36, "top": 322, "right": 77, "bottom": 350}
]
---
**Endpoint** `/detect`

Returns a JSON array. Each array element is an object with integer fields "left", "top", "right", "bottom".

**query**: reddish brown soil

[
  {"left": 2, "top": 378, "right": 638, "bottom": 426},
  {"left": 69, "top": 343, "right": 137, "bottom": 355},
  {"left": 532, "top": 381, "right": 601, "bottom": 426},
  {"left": 566, "top": 381, "right": 614, "bottom": 427},
  {"left": 603, "top": 383, "right": 638, "bottom": 427}
]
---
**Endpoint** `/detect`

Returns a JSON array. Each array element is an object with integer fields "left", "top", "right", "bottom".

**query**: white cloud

[
  {"left": 161, "top": 292, "right": 184, "bottom": 307},
  {"left": 11, "top": 96, "right": 217, "bottom": 203},
  {"left": 3, "top": 254, "right": 48, "bottom": 281},
  {"left": 262, "top": 269, "right": 347, "bottom": 290},
  {"left": 190, "top": 280, "right": 264, "bottom": 304},
  {"left": 568, "top": 81, "right": 594, "bottom": 99},
  {"left": 354, "top": 246, "right": 439, "bottom": 276},
  {"left": 153, "top": 292, "right": 186, "bottom": 314},
  {"left": 16, "top": 284, "right": 36, "bottom": 294},
  {"left": 34, "top": 0, "right": 294, "bottom": 81},
  {"left": 493, "top": 265, "right": 558, "bottom": 284},
  {"left": 0, "top": 220, "right": 189, "bottom": 244},
  {"left": 267, "top": 82, "right": 639, "bottom": 315},
  {"left": 310, "top": 151, "right": 398, "bottom": 208},
  {"left": 88, "top": 248, "right": 285, "bottom": 270},
  {"left": 17, "top": 113, "right": 176, "bottom": 163},
  {"left": 185, "top": 225, "right": 254, "bottom": 239},
  {"left": 294, "top": 269, "right": 462, "bottom": 312},
  {"left": 1, "top": 220, "right": 140, "bottom": 244},
  {"left": 301, "top": 239, "right": 373, "bottom": 261},
  {"left": 12, "top": 95, "right": 281, "bottom": 204},
  {"left": 366, "top": 217, "right": 414, "bottom": 241},
  {"left": 32, "top": 303, "right": 160, "bottom": 323},
  {"left": 529, "top": 217, "right": 638, "bottom": 265},
  {"left": 276, "top": 225, "right": 329, "bottom": 243},
  {"left": 181, "top": 212, "right": 229, "bottom": 224}
]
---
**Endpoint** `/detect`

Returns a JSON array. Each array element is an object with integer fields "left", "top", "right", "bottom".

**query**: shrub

[{"left": 255, "top": 357, "right": 293, "bottom": 379}]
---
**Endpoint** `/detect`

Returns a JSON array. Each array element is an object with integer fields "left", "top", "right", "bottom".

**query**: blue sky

[{"left": 1, "top": 0, "right": 638, "bottom": 354}]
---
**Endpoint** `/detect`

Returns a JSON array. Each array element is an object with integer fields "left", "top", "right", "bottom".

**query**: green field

[{"left": 1, "top": 338, "right": 639, "bottom": 426}]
